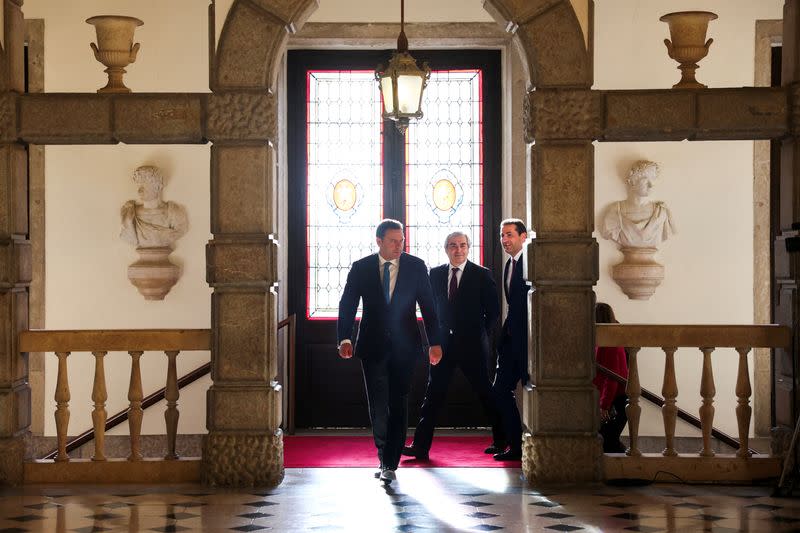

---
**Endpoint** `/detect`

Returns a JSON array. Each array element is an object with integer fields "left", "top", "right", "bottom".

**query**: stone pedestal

[
  {"left": 127, "top": 247, "right": 180, "bottom": 300},
  {"left": 612, "top": 247, "right": 664, "bottom": 300},
  {"left": 202, "top": 431, "right": 283, "bottom": 487},
  {"left": 523, "top": 433, "right": 602, "bottom": 483}
]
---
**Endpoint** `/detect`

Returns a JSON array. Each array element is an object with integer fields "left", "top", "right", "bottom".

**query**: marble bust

[
  {"left": 120, "top": 166, "right": 188, "bottom": 249},
  {"left": 120, "top": 166, "right": 188, "bottom": 300},
  {"left": 600, "top": 160, "right": 675, "bottom": 249}
]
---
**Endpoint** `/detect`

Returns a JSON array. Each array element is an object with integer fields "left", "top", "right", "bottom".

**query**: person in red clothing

[{"left": 594, "top": 302, "right": 629, "bottom": 453}]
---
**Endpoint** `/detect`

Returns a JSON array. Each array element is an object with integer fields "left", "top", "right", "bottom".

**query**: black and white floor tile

[{"left": 1, "top": 468, "right": 800, "bottom": 532}]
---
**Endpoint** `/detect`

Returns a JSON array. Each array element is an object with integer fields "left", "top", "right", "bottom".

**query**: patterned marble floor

[{"left": 1, "top": 468, "right": 799, "bottom": 532}]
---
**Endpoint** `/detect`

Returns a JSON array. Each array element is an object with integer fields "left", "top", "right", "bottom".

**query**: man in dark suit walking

[
  {"left": 338, "top": 219, "right": 442, "bottom": 485},
  {"left": 492, "top": 218, "right": 529, "bottom": 461},
  {"left": 402, "top": 231, "right": 504, "bottom": 460}
]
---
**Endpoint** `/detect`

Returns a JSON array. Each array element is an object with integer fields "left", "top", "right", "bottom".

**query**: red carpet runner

[{"left": 283, "top": 435, "right": 521, "bottom": 468}]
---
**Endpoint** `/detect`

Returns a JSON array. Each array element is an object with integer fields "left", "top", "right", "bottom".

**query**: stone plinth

[
  {"left": 202, "top": 431, "right": 283, "bottom": 487},
  {"left": 612, "top": 247, "right": 665, "bottom": 300},
  {"left": 127, "top": 247, "right": 180, "bottom": 300},
  {"left": 523, "top": 433, "right": 602, "bottom": 483}
]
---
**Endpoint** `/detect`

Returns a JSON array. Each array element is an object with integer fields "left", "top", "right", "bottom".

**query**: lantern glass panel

[{"left": 397, "top": 74, "right": 423, "bottom": 114}]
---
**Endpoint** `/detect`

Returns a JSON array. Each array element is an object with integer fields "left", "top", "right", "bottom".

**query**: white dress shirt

[
  {"left": 379, "top": 255, "right": 399, "bottom": 300},
  {"left": 506, "top": 250, "right": 523, "bottom": 293},
  {"left": 447, "top": 260, "right": 468, "bottom": 289}
]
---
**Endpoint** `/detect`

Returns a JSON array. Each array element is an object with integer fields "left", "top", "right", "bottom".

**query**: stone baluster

[
  {"left": 164, "top": 350, "right": 180, "bottom": 460},
  {"left": 54, "top": 351, "right": 71, "bottom": 462},
  {"left": 625, "top": 347, "right": 642, "bottom": 457},
  {"left": 127, "top": 350, "right": 144, "bottom": 461},
  {"left": 699, "top": 347, "right": 717, "bottom": 457},
  {"left": 91, "top": 351, "right": 108, "bottom": 461},
  {"left": 661, "top": 346, "right": 679, "bottom": 457},
  {"left": 735, "top": 346, "right": 753, "bottom": 458}
]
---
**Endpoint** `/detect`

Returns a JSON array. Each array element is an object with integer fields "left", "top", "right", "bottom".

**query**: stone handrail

[
  {"left": 20, "top": 329, "right": 210, "bottom": 463},
  {"left": 596, "top": 324, "right": 790, "bottom": 458}
]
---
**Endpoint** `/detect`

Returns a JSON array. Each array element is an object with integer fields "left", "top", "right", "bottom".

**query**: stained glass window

[
  {"left": 305, "top": 67, "right": 486, "bottom": 320},
  {"left": 306, "top": 71, "right": 382, "bottom": 319},
  {"left": 405, "top": 70, "right": 483, "bottom": 269}
]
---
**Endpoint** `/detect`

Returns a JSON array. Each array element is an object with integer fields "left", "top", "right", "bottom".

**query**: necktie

[
  {"left": 448, "top": 267, "right": 459, "bottom": 302},
  {"left": 383, "top": 262, "right": 391, "bottom": 303},
  {"left": 507, "top": 259, "right": 515, "bottom": 292}
]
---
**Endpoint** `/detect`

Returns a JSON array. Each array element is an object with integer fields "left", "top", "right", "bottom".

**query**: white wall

[
  {"left": 43, "top": 145, "right": 211, "bottom": 436},
  {"left": 594, "top": 0, "right": 783, "bottom": 437},
  {"left": 23, "top": 0, "right": 209, "bottom": 93},
  {"left": 20, "top": 1, "right": 214, "bottom": 438}
]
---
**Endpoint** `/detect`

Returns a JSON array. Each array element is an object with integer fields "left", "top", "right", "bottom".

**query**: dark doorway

[{"left": 287, "top": 49, "right": 502, "bottom": 428}]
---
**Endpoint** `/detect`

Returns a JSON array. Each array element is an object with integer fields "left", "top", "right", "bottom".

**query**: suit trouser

[
  {"left": 491, "top": 343, "right": 527, "bottom": 453},
  {"left": 413, "top": 338, "right": 504, "bottom": 451},
  {"left": 361, "top": 350, "right": 416, "bottom": 470}
]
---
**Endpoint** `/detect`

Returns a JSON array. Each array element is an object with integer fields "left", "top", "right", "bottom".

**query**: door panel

[{"left": 288, "top": 50, "right": 501, "bottom": 429}]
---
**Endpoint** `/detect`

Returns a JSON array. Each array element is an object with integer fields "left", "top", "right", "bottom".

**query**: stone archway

[{"left": 206, "top": 0, "right": 597, "bottom": 486}]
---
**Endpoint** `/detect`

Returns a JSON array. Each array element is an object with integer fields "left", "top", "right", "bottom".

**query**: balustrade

[
  {"left": 20, "top": 329, "right": 210, "bottom": 465},
  {"left": 596, "top": 324, "right": 790, "bottom": 482}
]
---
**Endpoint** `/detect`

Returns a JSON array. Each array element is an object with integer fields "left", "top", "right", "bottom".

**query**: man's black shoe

[
  {"left": 484, "top": 444, "right": 506, "bottom": 454},
  {"left": 493, "top": 448, "right": 522, "bottom": 461},
  {"left": 401, "top": 445, "right": 430, "bottom": 460}
]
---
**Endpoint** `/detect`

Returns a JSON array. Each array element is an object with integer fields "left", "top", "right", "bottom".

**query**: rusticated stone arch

[
  {"left": 210, "top": 0, "right": 597, "bottom": 487},
  {"left": 483, "top": 0, "right": 591, "bottom": 88},
  {"left": 214, "top": 0, "right": 591, "bottom": 91},
  {"left": 214, "top": 0, "right": 319, "bottom": 91}
]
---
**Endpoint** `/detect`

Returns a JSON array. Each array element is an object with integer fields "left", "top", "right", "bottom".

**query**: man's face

[
  {"left": 500, "top": 224, "right": 526, "bottom": 256},
  {"left": 377, "top": 228, "right": 405, "bottom": 260},
  {"left": 137, "top": 182, "right": 160, "bottom": 203},
  {"left": 445, "top": 235, "right": 469, "bottom": 266},
  {"left": 631, "top": 176, "right": 653, "bottom": 197}
]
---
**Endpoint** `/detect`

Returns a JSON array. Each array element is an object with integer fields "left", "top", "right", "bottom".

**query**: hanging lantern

[{"left": 375, "top": 0, "right": 430, "bottom": 133}]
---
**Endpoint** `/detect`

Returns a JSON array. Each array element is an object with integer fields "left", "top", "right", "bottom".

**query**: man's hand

[
  {"left": 339, "top": 342, "right": 353, "bottom": 359},
  {"left": 600, "top": 409, "right": 610, "bottom": 423},
  {"left": 428, "top": 345, "right": 442, "bottom": 366}
]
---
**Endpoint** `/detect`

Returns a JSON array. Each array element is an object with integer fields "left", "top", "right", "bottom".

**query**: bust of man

[
  {"left": 600, "top": 160, "right": 675, "bottom": 249},
  {"left": 120, "top": 166, "right": 188, "bottom": 249}
]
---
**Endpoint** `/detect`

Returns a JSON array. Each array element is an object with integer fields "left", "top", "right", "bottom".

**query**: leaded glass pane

[
  {"left": 307, "top": 71, "right": 382, "bottom": 319},
  {"left": 405, "top": 70, "right": 483, "bottom": 269}
]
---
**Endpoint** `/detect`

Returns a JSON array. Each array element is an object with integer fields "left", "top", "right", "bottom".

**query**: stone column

[
  {"left": 202, "top": 92, "right": 283, "bottom": 487},
  {"left": 522, "top": 89, "right": 603, "bottom": 483},
  {"left": 774, "top": 0, "right": 800, "bottom": 451},
  {"left": 0, "top": 0, "right": 31, "bottom": 486}
]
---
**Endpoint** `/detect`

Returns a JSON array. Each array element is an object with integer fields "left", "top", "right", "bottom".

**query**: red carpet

[{"left": 283, "top": 435, "right": 521, "bottom": 468}]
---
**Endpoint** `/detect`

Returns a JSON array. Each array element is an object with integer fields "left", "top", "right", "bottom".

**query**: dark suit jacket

[
  {"left": 430, "top": 261, "right": 500, "bottom": 357},
  {"left": 337, "top": 252, "right": 440, "bottom": 359},
  {"left": 502, "top": 256, "right": 528, "bottom": 359}
]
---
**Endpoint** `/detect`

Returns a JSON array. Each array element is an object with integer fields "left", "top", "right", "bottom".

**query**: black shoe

[
  {"left": 379, "top": 468, "right": 396, "bottom": 485},
  {"left": 493, "top": 448, "right": 522, "bottom": 461},
  {"left": 484, "top": 444, "right": 506, "bottom": 454},
  {"left": 402, "top": 445, "right": 429, "bottom": 460}
]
